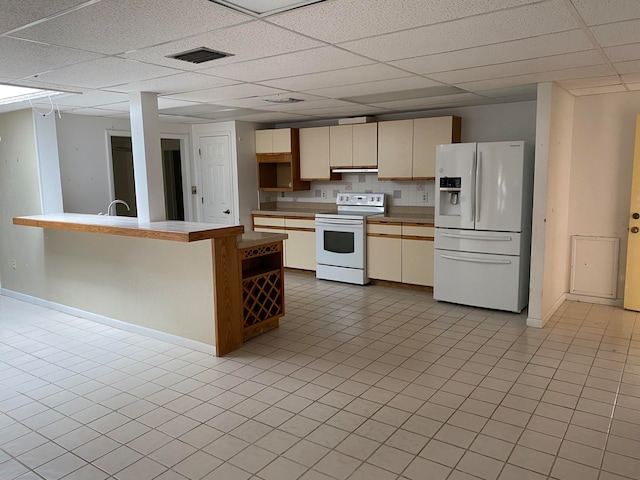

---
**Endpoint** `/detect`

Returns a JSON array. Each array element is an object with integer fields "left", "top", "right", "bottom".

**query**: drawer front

[
  {"left": 402, "top": 225, "right": 434, "bottom": 238},
  {"left": 367, "top": 222, "right": 402, "bottom": 236},
  {"left": 285, "top": 218, "right": 315, "bottom": 230},
  {"left": 253, "top": 215, "right": 285, "bottom": 228},
  {"left": 435, "top": 228, "right": 521, "bottom": 255}
]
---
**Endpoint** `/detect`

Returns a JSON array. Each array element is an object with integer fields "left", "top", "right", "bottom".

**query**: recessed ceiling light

[
  {"left": 264, "top": 97, "right": 304, "bottom": 104},
  {"left": 210, "top": 0, "right": 326, "bottom": 16},
  {"left": 0, "top": 84, "right": 65, "bottom": 106}
]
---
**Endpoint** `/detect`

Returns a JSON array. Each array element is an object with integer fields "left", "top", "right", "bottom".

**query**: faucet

[{"left": 99, "top": 199, "right": 131, "bottom": 216}]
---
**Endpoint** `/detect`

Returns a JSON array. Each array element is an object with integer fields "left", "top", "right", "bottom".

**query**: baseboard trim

[
  {"left": 0, "top": 289, "right": 216, "bottom": 355},
  {"left": 565, "top": 293, "right": 623, "bottom": 307},
  {"left": 527, "top": 292, "right": 566, "bottom": 328}
]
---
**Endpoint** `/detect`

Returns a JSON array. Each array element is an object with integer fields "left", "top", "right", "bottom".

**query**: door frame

[
  {"left": 192, "top": 123, "right": 239, "bottom": 224},
  {"left": 104, "top": 130, "right": 193, "bottom": 221}
]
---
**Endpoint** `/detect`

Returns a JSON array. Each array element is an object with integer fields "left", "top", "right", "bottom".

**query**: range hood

[{"left": 331, "top": 167, "right": 378, "bottom": 174}]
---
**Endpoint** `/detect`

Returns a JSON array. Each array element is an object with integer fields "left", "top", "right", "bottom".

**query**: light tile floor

[{"left": 1, "top": 272, "right": 639, "bottom": 480}]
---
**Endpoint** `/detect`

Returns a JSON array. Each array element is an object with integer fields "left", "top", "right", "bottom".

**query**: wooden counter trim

[
  {"left": 284, "top": 226, "right": 315, "bottom": 233},
  {"left": 402, "top": 222, "right": 435, "bottom": 227},
  {"left": 13, "top": 215, "right": 244, "bottom": 243},
  {"left": 402, "top": 235, "right": 435, "bottom": 241},
  {"left": 367, "top": 233, "right": 403, "bottom": 239},
  {"left": 253, "top": 225, "right": 285, "bottom": 231},
  {"left": 367, "top": 220, "right": 402, "bottom": 226}
]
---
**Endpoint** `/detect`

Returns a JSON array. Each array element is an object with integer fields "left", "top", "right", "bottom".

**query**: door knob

[
  {"left": 634, "top": 212, "right": 640, "bottom": 219},
  {"left": 223, "top": 209, "right": 231, "bottom": 214},
  {"left": 632, "top": 226, "right": 639, "bottom": 234}
]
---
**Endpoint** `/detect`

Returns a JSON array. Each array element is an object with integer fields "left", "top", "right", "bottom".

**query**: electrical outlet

[
  {"left": 321, "top": 191, "right": 326, "bottom": 198},
  {"left": 11, "top": 259, "right": 16, "bottom": 270},
  {"left": 422, "top": 193, "right": 427, "bottom": 201}
]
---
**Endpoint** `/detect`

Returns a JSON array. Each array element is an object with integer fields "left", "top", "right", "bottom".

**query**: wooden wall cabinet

[
  {"left": 378, "top": 116, "right": 461, "bottom": 180},
  {"left": 330, "top": 123, "right": 378, "bottom": 168},
  {"left": 256, "top": 128, "right": 310, "bottom": 191}
]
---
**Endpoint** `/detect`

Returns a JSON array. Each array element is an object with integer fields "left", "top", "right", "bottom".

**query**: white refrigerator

[{"left": 433, "top": 141, "right": 534, "bottom": 312}]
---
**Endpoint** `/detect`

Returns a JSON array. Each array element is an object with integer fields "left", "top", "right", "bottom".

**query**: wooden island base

[{"left": 14, "top": 214, "right": 287, "bottom": 357}]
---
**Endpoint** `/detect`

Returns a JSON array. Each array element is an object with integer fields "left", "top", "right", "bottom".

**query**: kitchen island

[{"left": 13, "top": 214, "right": 286, "bottom": 356}]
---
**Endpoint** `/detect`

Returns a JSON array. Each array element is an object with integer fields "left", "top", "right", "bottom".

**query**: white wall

[
  {"left": 56, "top": 114, "right": 191, "bottom": 215},
  {"left": 568, "top": 90, "right": 640, "bottom": 302},
  {"left": 0, "top": 109, "right": 215, "bottom": 346},
  {"left": 528, "top": 83, "right": 575, "bottom": 327}
]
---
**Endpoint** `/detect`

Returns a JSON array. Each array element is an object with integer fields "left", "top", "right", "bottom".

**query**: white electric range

[{"left": 315, "top": 193, "right": 386, "bottom": 285}]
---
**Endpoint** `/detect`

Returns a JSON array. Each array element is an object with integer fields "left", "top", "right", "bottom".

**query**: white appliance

[
  {"left": 316, "top": 193, "right": 385, "bottom": 285},
  {"left": 434, "top": 141, "right": 534, "bottom": 312}
]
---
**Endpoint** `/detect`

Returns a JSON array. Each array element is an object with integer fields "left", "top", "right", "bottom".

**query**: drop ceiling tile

[
  {"left": 604, "top": 43, "right": 640, "bottom": 63},
  {"left": 591, "top": 19, "right": 640, "bottom": 48},
  {"left": 626, "top": 82, "right": 640, "bottom": 90},
  {"left": 260, "top": 64, "right": 410, "bottom": 92},
  {"left": 390, "top": 30, "right": 592, "bottom": 75},
  {"left": 65, "top": 107, "right": 124, "bottom": 116},
  {"left": 614, "top": 60, "right": 640, "bottom": 74},
  {"left": 572, "top": 0, "right": 640, "bottom": 26},
  {"left": 339, "top": 0, "right": 578, "bottom": 61},
  {"left": 299, "top": 105, "right": 387, "bottom": 117},
  {"left": 456, "top": 64, "right": 616, "bottom": 91},
  {"left": 256, "top": 99, "right": 359, "bottom": 112},
  {"left": 157, "top": 98, "right": 221, "bottom": 110},
  {"left": 304, "top": 76, "right": 442, "bottom": 99},
  {"left": 0, "top": 37, "right": 104, "bottom": 79},
  {"left": 169, "top": 83, "right": 287, "bottom": 102},
  {"left": 475, "top": 84, "right": 538, "bottom": 98},
  {"left": 53, "top": 90, "right": 130, "bottom": 108},
  {"left": 557, "top": 76, "right": 621, "bottom": 89},
  {"left": 569, "top": 84, "right": 627, "bottom": 96},
  {"left": 229, "top": 111, "right": 312, "bottom": 122},
  {"left": 159, "top": 115, "right": 212, "bottom": 124},
  {"left": 32, "top": 57, "right": 182, "bottom": 89},
  {"left": 109, "top": 72, "right": 239, "bottom": 94},
  {"left": 0, "top": 0, "right": 88, "bottom": 34},
  {"left": 11, "top": 0, "right": 250, "bottom": 55},
  {"left": 123, "top": 20, "right": 323, "bottom": 70},
  {"left": 369, "top": 93, "right": 485, "bottom": 110},
  {"left": 91, "top": 102, "right": 130, "bottom": 112},
  {"left": 215, "top": 92, "right": 330, "bottom": 108},
  {"left": 622, "top": 73, "right": 640, "bottom": 83},
  {"left": 196, "top": 46, "right": 374, "bottom": 82},
  {"left": 268, "top": 0, "right": 538, "bottom": 44},
  {"left": 427, "top": 50, "right": 604, "bottom": 84}
]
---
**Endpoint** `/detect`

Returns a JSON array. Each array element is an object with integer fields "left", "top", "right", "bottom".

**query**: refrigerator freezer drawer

[
  {"left": 435, "top": 229, "right": 521, "bottom": 255},
  {"left": 434, "top": 249, "right": 526, "bottom": 312}
]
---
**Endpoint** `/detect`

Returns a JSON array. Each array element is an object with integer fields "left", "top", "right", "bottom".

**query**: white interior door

[{"left": 200, "top": 135, "right": 234, "bottom": 225}]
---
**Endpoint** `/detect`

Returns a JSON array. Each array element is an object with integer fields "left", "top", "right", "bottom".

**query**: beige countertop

[
  {"left": 237, "top": 231, "right": 288, "bottom": 249},
  {"left": 13, "top": 213, "right": 244, "bottom": 242}
]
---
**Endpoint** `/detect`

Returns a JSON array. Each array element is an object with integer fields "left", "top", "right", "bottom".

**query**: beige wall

[
  {"left": 569, "top": 91, "right": 640, "bottom": 301},
  {"left": 0, "top": 109, "right": 216, "bottom": 346}
]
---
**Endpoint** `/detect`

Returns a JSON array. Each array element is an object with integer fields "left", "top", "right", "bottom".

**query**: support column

[{"left": 129, "top": 92, "right": 165, "bottom": 222}]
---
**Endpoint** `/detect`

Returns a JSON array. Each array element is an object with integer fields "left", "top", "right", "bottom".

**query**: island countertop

[{"left": 13, "top": 213, "right": 244, "bottom": 242}]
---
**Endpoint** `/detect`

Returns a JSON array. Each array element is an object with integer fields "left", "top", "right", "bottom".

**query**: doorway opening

[{"left": 109, "top": 136, "right": 185, "bottom": 220}]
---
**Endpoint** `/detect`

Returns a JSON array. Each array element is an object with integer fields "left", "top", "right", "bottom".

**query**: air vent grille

[{"left": 168, "top": 47, "right": 233, "bottom": 64}]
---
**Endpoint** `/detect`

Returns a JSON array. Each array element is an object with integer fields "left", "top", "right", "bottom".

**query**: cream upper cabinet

[
  {"left": 300, "top": 126, "right": 331, "bottom": 181},
  {"left": 255, "top": 128, "right": 293, "bottom": 154},
  {"left": 413, "top": 117, "right": 461, "bottom": 179},
  {"left": 377, "top": 120, "right": 414, "bottom": 180},
  {"left": 378, "top": 117, "right": 460, "bottom": 180},
  {"left": 353, "top": 123, "right": 378, "bottom": 168},
  {"left": 329, "top": 125, "right": 352, "bottom": 168}
]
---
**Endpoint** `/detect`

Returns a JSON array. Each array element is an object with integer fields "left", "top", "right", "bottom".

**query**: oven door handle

[{"left": 316, "top": 219, "right": 364, "bottom": 227}]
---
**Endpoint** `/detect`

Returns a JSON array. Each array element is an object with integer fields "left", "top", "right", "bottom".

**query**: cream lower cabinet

[
  {"left": 401, "top": 225, "right": 434, "bottom": 286},
  {"left": 252, "top": 215, "right": 316, "bottom": 270},
  {"left": 367, "top": 223, "right": 402, "bottom": 282},
  {"left": 284, "top": 218, "right": 316, "bottom": 270}
]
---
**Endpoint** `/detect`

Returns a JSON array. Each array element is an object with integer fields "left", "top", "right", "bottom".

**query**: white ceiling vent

[{"left": 168, "top": 47, "right": 234, "bottom": 64}]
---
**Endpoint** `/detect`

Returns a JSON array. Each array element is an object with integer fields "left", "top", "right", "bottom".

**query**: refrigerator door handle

[
  {"left": 441, "top": 232, "right": 512, "bottom": 241},
  {"left": 475, "top": 150, "right": 481, "bottom": 222},
  {"left": 440, "top": 254, "right": 512, "bottom": 265},
  {"left": 470, "top": 151, "right": 477, "bottom": 222}
]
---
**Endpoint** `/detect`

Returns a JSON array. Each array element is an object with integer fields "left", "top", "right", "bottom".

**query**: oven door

[{"left": 315, "top": 217, "right": 365, "bottom": 270}]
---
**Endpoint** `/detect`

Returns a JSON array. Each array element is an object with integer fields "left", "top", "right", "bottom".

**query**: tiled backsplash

[{"left": 259, "top": 173, "right": 436, "bottom": 207}]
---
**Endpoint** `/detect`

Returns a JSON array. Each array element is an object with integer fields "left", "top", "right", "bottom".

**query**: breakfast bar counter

[{"left": 13, "top": 214, "right": 286, "bottom": 356}]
